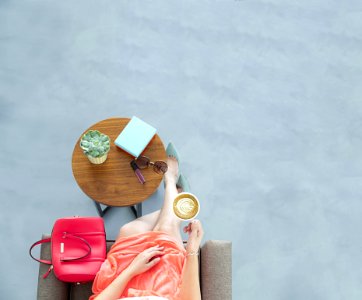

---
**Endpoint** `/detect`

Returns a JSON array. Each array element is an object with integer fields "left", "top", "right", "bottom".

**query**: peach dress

[{"left": 90, "top": 231, "right": 187, "bottom": 300}]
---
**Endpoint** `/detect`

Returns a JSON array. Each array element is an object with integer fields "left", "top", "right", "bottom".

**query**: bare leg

[
  {"left": 118, "top": 156, "right": 184, "bottom": 247},
  {"left": 117, "top": 210, "right": 161, "bottom": 239},
  {"left": 153, "top": 156, "right": 184, "bottom": 248}
]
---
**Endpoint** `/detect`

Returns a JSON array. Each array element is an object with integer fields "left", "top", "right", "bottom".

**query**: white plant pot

[{"left": 87, "top": 154, "right": 108, "bottom": 164}]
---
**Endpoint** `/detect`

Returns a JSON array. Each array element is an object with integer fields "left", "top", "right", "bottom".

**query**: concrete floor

[{"left": 1, "top": 0, "right": 362, "bottom": 299}]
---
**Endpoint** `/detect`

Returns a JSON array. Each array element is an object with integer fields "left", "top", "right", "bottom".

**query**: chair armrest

[
  {"left": 37, "top": 235, "right": 69, "bottom": 300},
  {"left": 200, "top": 240, "right": 232, "bottom": 300}
]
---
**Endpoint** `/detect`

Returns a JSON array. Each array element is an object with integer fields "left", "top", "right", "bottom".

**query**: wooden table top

[{"left": 72, "top": 117, "right": 166, "bottom": 207}]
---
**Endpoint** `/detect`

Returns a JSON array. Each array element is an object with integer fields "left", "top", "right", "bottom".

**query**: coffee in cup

[{"left": 173, "top": 192, "right": 200, "bottom": 221}]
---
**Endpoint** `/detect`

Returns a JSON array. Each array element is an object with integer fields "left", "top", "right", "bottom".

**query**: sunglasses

[{"left": 135, "top": 156, "right": 168, "bottom": 174}]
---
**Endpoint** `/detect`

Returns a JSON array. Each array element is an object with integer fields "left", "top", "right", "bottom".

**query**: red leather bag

[{"left": 30, "top": 216, "right": 106, "bottom": 283}]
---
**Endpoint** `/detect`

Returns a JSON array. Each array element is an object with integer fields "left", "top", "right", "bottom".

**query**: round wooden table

[{"left": 72, "top": 117, "right": 167, "bottom": 217}]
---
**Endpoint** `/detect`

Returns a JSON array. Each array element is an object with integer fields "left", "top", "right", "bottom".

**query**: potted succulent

[{"left": 80, "top": 130, "right": 110, "bottom": 164}]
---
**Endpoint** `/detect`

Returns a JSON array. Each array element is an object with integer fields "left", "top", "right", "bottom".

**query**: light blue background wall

[{"left": 1, "top": 0, "right": 362, "bottom": 299}]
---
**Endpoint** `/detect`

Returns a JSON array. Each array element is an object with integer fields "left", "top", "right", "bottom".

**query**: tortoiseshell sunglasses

[{"left": 134, "top": 156, "right": 168, "bottom": 174}]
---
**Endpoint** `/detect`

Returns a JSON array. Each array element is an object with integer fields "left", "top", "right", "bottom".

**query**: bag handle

[
  {"left": 29, "top": 238, "right": 52, "bottom": 265},
  {"left": 60, "top": 232, "right": 92, "bottom": 262},
  {"left": 29, "top": 233, "right": 95, "bottom": 263}
]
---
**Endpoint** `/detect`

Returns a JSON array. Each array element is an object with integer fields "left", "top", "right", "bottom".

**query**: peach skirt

[{"left": 90, "top": 231, "right": 187, "bottom": 300}]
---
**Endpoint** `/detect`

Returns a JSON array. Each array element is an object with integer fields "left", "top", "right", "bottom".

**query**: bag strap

[
  {"left": 29, "top": 238, "right": 52, "bottom": 265},
  {"left": 60, "top": 232, "right": 92, "bottom": 262},
  {"left": 65, "top": 231, "right": 106, "bottom": 236}
]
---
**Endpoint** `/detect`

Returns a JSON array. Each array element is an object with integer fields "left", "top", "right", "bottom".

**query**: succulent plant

[{"left": 80, "top": 130, "right": 110, "bottom": 158}]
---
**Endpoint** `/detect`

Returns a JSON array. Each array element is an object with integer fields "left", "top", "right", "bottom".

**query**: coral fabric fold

[
  {"left": 90, "top": 231, "right": 186, "bottom": 300},
  {"left": 118, "top": 297, "right": 168, "bottom": 300}
]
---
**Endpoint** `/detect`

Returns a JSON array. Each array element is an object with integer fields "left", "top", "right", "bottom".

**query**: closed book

[{"left": 114, "top": 116, "right": 157, "bottom": 157}]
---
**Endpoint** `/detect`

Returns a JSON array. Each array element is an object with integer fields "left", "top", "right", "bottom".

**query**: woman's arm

[
  {"left": 178, "top": 254, "right": 201, "bottom": 300},
  {"left": 179, "top": 220, "right": 204, "bottom": 300},
  {"left": 94, "top": 267, "right": 133, "bottom": 300},
  {"left": 94, "top": 245, "right": 164, "bottom": 300}
]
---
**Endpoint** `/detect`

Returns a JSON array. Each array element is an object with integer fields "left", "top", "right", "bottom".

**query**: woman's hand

[
  {"left": 126, "top": 245, "right": 165, "bottom": 277},
  {"left": 183, "top": 219, "right": 204, "bottom": 253}
]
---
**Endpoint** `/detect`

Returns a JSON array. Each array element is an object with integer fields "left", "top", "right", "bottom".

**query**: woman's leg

[
  {"left": 117, "top": 210, "right": 160, "bottom": 239},
  {"left": 152, "top": 156, "right": 184, "bottom": 248},
  {"left": 118, "top": 156, "right": 183, "bottom": 246}
]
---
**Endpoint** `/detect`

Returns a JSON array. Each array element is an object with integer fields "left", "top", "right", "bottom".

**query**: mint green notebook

[{"left": 114, "top": 116, "right": 157, "bottom": 157}]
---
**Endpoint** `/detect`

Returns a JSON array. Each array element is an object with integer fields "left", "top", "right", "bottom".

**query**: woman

[{"left": 90, "top": 155, "right": 204, "bottom": 300}]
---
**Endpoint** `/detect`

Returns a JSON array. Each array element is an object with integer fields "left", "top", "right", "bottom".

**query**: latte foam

[{"left": 173, "top": 193, "right": 199, "bottom": 220}]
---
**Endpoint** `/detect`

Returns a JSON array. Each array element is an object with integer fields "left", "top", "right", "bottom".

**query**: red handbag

[{"left": 29, "top": 216, "right": 106, "bottom": 283}]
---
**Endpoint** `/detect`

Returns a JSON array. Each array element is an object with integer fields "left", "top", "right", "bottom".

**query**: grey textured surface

[
  {"left": 201, "top": 240, "right": 232, "bottom": 300},
  {"left": 1, "top": 0, "right": 362, "bottom": 299}
]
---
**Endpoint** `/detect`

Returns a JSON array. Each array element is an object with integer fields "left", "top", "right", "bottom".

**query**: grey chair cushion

[
  {"left": 200, "top": 240, "right": 232, "bottom": 300},
  {"left": 69, "top": 282, "right": 93, "bottom": 299}
]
